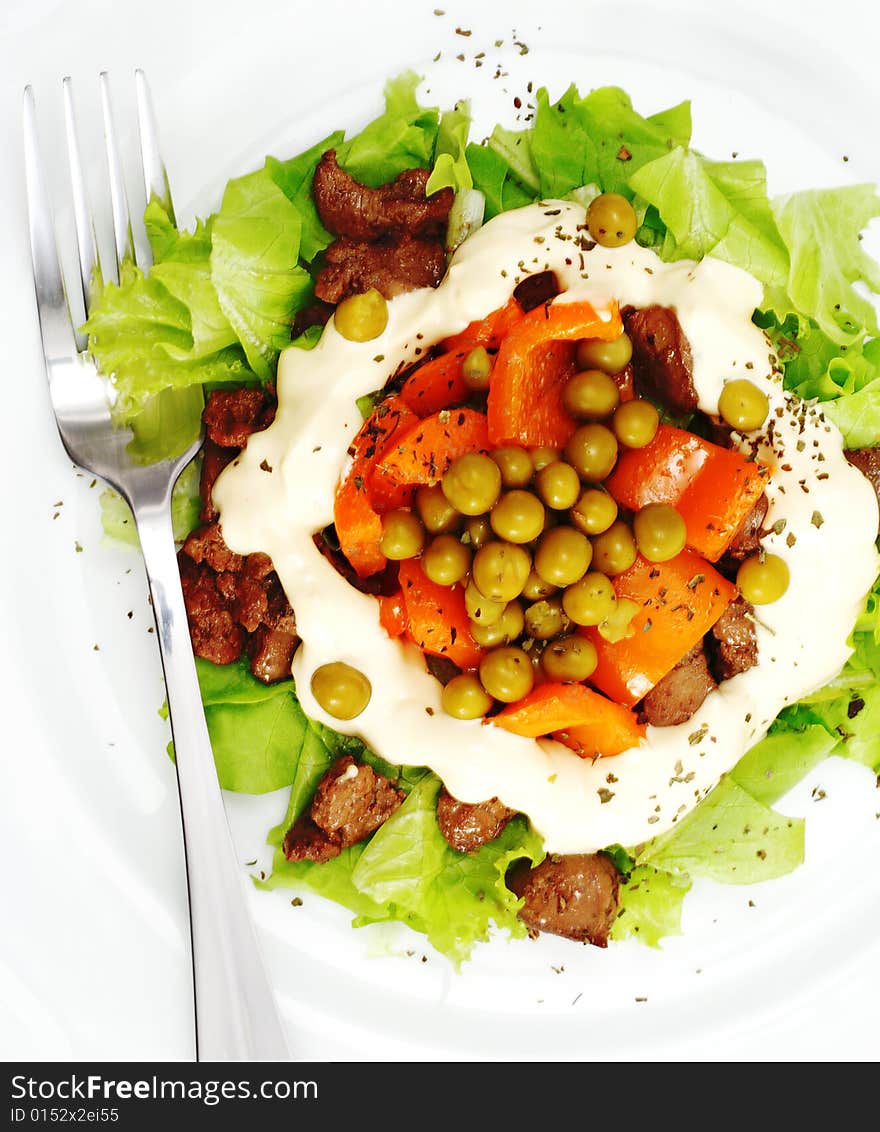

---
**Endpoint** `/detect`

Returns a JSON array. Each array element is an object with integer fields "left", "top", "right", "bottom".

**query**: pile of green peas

[
  {"left": 376, "top": 313, "right": 695, "bottom": 720},
  {"left": 323, "top": 193, "right": 787, "bottom": 724}
]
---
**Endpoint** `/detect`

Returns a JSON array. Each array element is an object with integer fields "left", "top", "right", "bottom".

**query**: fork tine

[
  {"left": 135, "top": 69, "right": 176, "bottom": 231},
  {"left": 22, "top": 86, "right": 79, "bottom": 369},
  {"left": 62, "top": 77, "right": 102, "bottom": 326},
  {"left": 99, "top": 71, "right": 136, "bottom": 276}
]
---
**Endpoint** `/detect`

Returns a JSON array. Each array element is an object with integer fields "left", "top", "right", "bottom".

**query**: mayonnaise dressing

[{"left": 213, "top": 201, "right": 880, "bottom": 853}]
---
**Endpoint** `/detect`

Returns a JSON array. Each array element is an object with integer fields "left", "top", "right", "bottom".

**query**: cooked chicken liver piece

[
  {"left": 624, "top": 305, "right": 698, "bottom": 414},
  {"left": 309, "top": 756, "right": 404, "bottom": 846},
  {"left": 315, "top": 233, "right": 448, "bottom": 303},
  {"left": 202, "top": 386, "right": 276, "bottom": 449},
  {"left": 283, "top": 756, "right": 405, "bottom": 864},
  {"left": 177, "top": 553, "right": 244, "bottom": 667},
  {"left": 708, "top": 597, "right": 758, "bottom": 681},
  {"left": 507, "top": 852, "right": 620, "bottom": 946},
  {"left": 313, "top": 150, "right": 453, "bottom": 242},
  {"left": 436, "top": 788, "right": 517, "bottom": 854},
  {"left": 640, "top": 641, "right": 717, "bottom": 727}
]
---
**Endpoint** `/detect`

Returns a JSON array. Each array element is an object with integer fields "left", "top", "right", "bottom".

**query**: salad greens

[{"left": 86, "top": 73, "right": 880, "bottom": 962}]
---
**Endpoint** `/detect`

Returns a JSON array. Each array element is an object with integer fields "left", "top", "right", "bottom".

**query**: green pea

[
  {"left": 534, "top": 527, "right": 592, "bottom": 587},
  {"left": 541, "top": 635, "right": 598, "bottom": 681},
  {"left": 465, "top": 580, "right": 506, "bottom": 626},
  {"left": 524, "top": 598, "right": 569, "bottom": 641},
  {"left": 633, "top": 504, "right": 687, "bottom": 563},
  {"left": 562, "top": 572, "right": 617, "bottom": 627},
  {"left": 562, "top": 369, "right": 620, "bottom": 421},
  {"left": 586, "top": 192, "right": 638, "bottom": 248},
  {"left": 461, "top": 346, "right": 493, "bottom": 391},
  {"left": 479, "top": 646, "right": 535, "bottom": 703},
  {"left": 442, "top": 453, "right": 502, "bottom": 516},
  {"left": 490, "top": 489, "right": 546, "bottom": 543},
  {"left": 718, "top": 379, "right": 770, "bottom": 432},
  {"left": 311, "top": 662, "right": 372, "bottom": 720},
  {"left": 333, "top": 288, "right": 388, "bottom": 341},
  {"left": 380, "top": 509, "right": 425, "bottom": 560},
  {"left": 575, "top": 333, "right": 633, "bottom": 375},
  {"left": 612, "top": 399, "right": 660, "bottom": 449},
  {"left": 416, "top": 484, "right": 462, "bottom": 534},
  {"left": 491, "top": 446, "right": 534, "bottom": 488},
  {"left": 535, "top": 461, "right": 581, "bottom": 510},
  {"left": 570, "top": 488, "right": 618, "bottom": 536},
  {"left": 472, "top": 541, "right": 532, "bottom": 602},
  {"left": 470, "top": 601, "right": 525, "bottom": 648},
  {"left": 564, "top": 424, "right": 618, "bottom": 482},
  {"left": 421, "top": 534, "right": 471, "bottom": 586},
  {"left": 441, "top": 673, "right": 494, "bottom": 720},
  {"left": 737, "top": 553, "right": 790, "bottom": 604},
  {"left": 591, "top": 521, "right": 637, "bottom": 576}
]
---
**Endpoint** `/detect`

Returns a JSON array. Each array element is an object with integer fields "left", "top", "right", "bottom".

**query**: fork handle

[{"left": 134, "top": 499, "right": 290, "bottom": 1062}]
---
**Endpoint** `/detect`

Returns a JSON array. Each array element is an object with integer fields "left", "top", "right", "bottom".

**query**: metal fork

[{"left": 23, "top": 72, "right": 290, "bottom": 1062}]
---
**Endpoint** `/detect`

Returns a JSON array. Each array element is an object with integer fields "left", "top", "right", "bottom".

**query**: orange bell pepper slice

[
  {"left": 399, "top": 351, "right": 470, "bottom": 416},
  {"left": 487, "top": 300, "right": 622, "bottom": 448},
  {"left": 377, "top": 591, "right": 407, "bottom": 639},
  {"left": 443, "top": 297, "right": 525, "bottom": 354},
  {"left": 604, "top": 424, "right": 770, "bottom": 561},
  {"left": 397, "top": 558, "right": 483, "bottom": 669},
  {"left": 376, "top": 407, "right": 490, "bottom": 487},
  {"left": 333, "top": 395, "right": 417, "bottom": 578},
  {"left": 584, "top": 550, "right": 736, "bottom": 707},
  {"left": 398, "top": 298, "right": 529, "bottom": 417},
  {"left": 494, "top": 681, "right": 645, "bottom": 757}
]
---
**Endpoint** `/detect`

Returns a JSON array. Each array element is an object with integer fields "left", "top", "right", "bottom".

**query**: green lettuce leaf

[
  {"left": 637, "top": 775, "right": 804, "bottom": 884},
  {"left": 629, "top": 148, "right": 790, "bottom": 288},
  {"left": 262, "top": 769, "right": 544, "bottom": 965},
  {"left": 335, "top": 71, "right": 439, "bottom": 187},
  {"left": 426, "top": 100, "right": 473, "bottom": 194},
  {"left": 266, "top": 130, "right": 345, "bottom": 263},
  {"left": 770, "top": 185, "right": 880, "bottom": 345},
  {"left": 210, "top": 168, "right": 312, "bottom": 380},
  {"left": 611, "top": 865, "right": 692, "bottom": 948},
  {"left": 194, "top": 658, "right": 333, "bottom": 795}
]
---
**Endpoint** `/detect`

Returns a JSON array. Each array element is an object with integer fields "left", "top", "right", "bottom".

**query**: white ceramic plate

[{"left": 2, "top": 0, "right": 879, "bottom": 1062}]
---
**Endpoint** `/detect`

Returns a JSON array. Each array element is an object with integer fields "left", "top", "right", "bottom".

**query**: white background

[{"left": 1, "top": 0, "right": 879, "bottom": 1062}]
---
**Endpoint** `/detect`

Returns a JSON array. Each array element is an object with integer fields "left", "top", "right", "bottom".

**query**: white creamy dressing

[{"left": 213, "top": 201, "right": 880, "bottom": 853}]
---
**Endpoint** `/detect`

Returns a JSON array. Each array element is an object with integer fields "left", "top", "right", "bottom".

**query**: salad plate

[{"left": 2, "top": 0, "right": 880, "bottom": 1062}]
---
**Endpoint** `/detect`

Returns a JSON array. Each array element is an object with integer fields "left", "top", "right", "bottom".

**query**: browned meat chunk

[
  {"left": 624, "top": 305, "right": 698, "bottom": 414},
  {"left": 640, "top": 642, "right": 717, "bottom": 727},
  {"left": 313, "top": 150, "right": 453, "bottom": 242},
  {"left": 436, "top": 788, "right": 517, "bottom": 854},
  {"left": 179, "top": 389, "right": 300, "bottom": 682},
  {"left": 177, "top": 553, "right": 244, "bottom": 666},
  {"left": 726, "top": 493, "right": 768, "bottom": 560},
  {"left": 512, "top": 270, "right": 560, "bottom": 313},
  {"left": 845, "top": 447, "right": 880, "bottom": 532},
  {"left": 309, "top": 755, "right": 404, "bottom": 845},
  {"left": 709, "top": 597, "right": 758, "bottom": 680},
  {"left": 283, "top": 756, "right": 405, "bottom": 863},
  {"left": 246, "top": 625, "right": 300, "bottom": 685},
  {"left": 282, "top": 816, "right": 343, "bottom": 864},
  {"left": 182, "top": 521, "right": 244, "bottom": 574},
  {"left": 315, "top": 233, "right": 447, "bottom": 303},
  {"left": 202, "top": 386, "right": 276, "bottom": 449},
  {"left": 291, "top": 299, "right": 335, "bottom": 340},
  {"left": 507, "top": 852, "right": 620, "bottom": 946},
  {"left": 199, "top": 439, "right": 235, "bottom": 523},
  {"left": 179, "top": 524, "right": 298, "bottom": 682}
]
